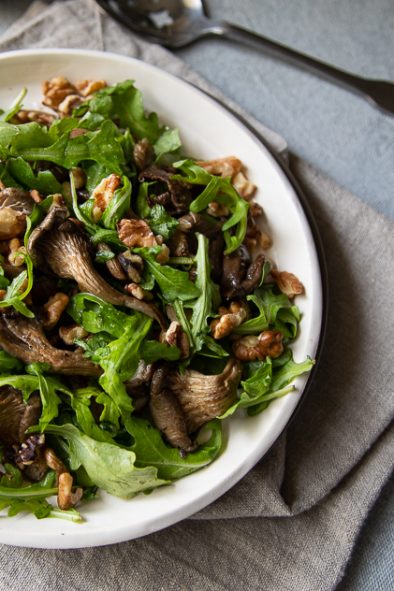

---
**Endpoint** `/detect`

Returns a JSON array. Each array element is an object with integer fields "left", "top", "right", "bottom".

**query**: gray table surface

[{"left": 0, "top": 1, "right": 393, "bottom": 590}]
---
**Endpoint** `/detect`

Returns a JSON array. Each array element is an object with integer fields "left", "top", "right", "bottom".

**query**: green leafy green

[
  {"left": 125, "top": 416, "right": 223, "bottom": 480},
  {"left": 44, "top": 423, "right": 168, "bottom": 498},
  {"left": 0, "top": 88, "right": 27, "bottom": 123},
  {"left": 0, "top": 348, "right": 24, "bottom": 372},
  {"left": 172, "top": 159, "right": 249, "bottom": 254},
  {"left": 136, "top": 247, "right": 200, "bottom": 303},
  {"left": 6, "top": 157, "right": 62, "bottom": 194},
  {"left": 101, "top": 175, "right": 131, "bottom": 229},
  {"left": 147, "top": 204, "right": 178, "bottom": 240}
]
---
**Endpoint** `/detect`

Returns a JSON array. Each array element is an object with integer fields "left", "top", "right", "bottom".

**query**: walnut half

[
  {"left": 233, "top": 331, "right": 284, "bottom": 361},
  {"left": 210, "top": 301, "right": 249, "bottom": 339}
]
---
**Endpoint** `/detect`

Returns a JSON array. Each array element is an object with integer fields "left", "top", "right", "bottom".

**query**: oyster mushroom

[
  {"left": 0, "top": 187, "right": 34, "bottom": 240},
  {"left": 221, "top": 247, "right": 265, "bottom": 300},
  {"left": 149, "top": 366, "right": 195, "bottom": 452},
  {"left": 170, "top": 359, "right": 241, "bottom": 433},
  {"left": 0, "top": 386, "right": 41, "bottom": 444},
  {"left": 27, "top": 205, "right": 165, "bottom": 327},
  {"left": 0, "top": 312, "right": 101, "bottom": 376},
  {"left": 139, "top": 166, "right": 194, "bottom": 215}
]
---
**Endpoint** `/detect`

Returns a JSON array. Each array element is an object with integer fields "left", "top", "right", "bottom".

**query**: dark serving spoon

[{"left": 95, "top": 0, "right": 394, "bottom": 116}]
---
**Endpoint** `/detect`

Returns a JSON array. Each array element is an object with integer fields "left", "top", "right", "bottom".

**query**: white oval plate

[{"left": 0, "top": 49, "right": 323, "bottom": 549}]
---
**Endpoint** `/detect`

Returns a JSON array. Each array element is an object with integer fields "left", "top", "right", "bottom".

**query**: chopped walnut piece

[
  {"left": 118, "top": 218, "right": 157, "bottom": 249},
  {"left": 57, "top": 471, "right": 83, "bottom": 510},
  {"left": 161, "top": 320, "right": 190, "bottom": 358},
  {"left": 30, "top": 189, "right": 43, "bottom": 204},
  {"left": 271, "top": 269, "right": 305, "bottom": 298},
  {"left": 197, "top": 156, "right": 242, "bottom": 178},
  {"left": 206, "top": 202, "right": 230, "bottom": 217},
  {"left": 233, "top": 330, "right": 284, "bottom": 361},
  {"left": 8, "top": 239, "right": 26, "bottom": 267},
  {"left": 59, "top": 325, "right": 89, "bottom": 346},
  {"left": 76, "top": 79, "right": 107, "bottom": 97},
  {"left": 210, "top": 301, "right": 249, "bottom": 340},
  {"left": 91, "top": 174, "right": 122, "bottom": 222},
  {"left": 42, "top": 293, "right": 70, "bottom": 330},
  {"left": 125, "top": 283, "right": 153, "bottom": 301},
  {"left": 42, "top": 76, "right": 78, "bottom": 110},
  {"left": 232, "top": 171, "right": 256, "bottom": 200},
  {"left": 16, "top": 109, "right": 55, "bottom": 126}
]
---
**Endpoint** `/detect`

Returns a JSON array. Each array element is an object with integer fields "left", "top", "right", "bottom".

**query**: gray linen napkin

[{"left": 0, "top": 2, "right": 393, "bottom": 590}]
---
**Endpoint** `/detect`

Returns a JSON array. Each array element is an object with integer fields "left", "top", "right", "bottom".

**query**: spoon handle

[{"left": 211, "top": 21, "right": 394, "bottom": 115}]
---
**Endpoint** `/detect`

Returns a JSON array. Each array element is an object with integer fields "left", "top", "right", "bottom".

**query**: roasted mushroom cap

[
  {"left": 149, "top": 366, "right": 195, "bottom": 452},
  {"left": 139, "top": 166, "right": 194, "bottom": 215},
  {"left": 0, "top": 387, "right": 41, "bottom": 444},
  {"left": 170, "top": 359, "right": 241, "bottom": 432},
  {"left": 0, "top": 187, "right": 34, "bottom": 240},
  {"left": 0, "top": 312, "right": 101, "bottom": 376},
  {"left": 27, "top": 205, "right": 165, "bottom": 327},
  {"left": 222, "top": 247, "right": 265, "bottom": 300},
  {"left": 150, "top": 359, "right": 241, "bottom": 451}
]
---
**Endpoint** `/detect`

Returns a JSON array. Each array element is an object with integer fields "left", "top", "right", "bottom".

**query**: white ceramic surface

[{"left": 0, "top": 49, "right": 323, "bottom": 549}]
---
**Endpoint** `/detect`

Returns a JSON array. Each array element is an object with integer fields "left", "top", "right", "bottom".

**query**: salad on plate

[{"left": 0, "top": 76, "right": 313, "bottom": 522}]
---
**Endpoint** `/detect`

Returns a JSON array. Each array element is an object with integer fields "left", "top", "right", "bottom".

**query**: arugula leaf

[
  {"left": 220, "top": 353, "right": 314, "bottom": 418},
  {"left": 68, "top": 293, "right": 131, "bottom": 338},
  {"left": 188, "top": 233, "right": 220, "bottom": 352},
  {"left": 0, "top": 88, "right": 27, "bottom": 123},
  {"left": 140, "top": 340, "right": 180, "bottom": 364},
  {"left": 153, "top": 128, "right": 181, "bottom": 162},
  {"left": 70, "top": 386, "right": 119, "bottom": 442},
  {"left": 6, "top": 157, "right": 62, "bottom": 194},
  {"left": 45, "top": 423, "right": 168, "bottom": 498},
  {"left": 97, "top": 314, "right": 152, "bottom": 413},
  {"left": 147, "top": 204, "right": 178, "bottom": 240},
  {"left": 137, "top": 248, "right": 200, "bottom": 303},
  {"left": 172, "top": 160, "right": 249, "bottom": 254},
  {"left": 125, "top": 416, "right": 223, "bottom": 480},
  {"left": 83, "top": 80, "right": 163, "bottom": 143},
  {"left": 0, "top": 373, "right": 67, "bottom": 430}
]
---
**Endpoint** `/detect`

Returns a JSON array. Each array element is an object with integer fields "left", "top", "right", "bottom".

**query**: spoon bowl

[{"left": 95, "top": 0, "right": 394, "bottom": 115}]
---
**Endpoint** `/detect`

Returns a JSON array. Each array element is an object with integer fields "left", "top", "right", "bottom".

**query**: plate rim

[{"left": 0, "top": 47, "right": 327, "bottom": 548}]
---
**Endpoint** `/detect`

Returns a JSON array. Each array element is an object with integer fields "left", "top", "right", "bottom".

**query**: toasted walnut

[
  {"left": 91, "top": 174, "right": 122, "bottom": 222},
  {"left": 161, "top": 320, "right": 190, "bottom": 358},
  {"left": 76, "top": 79, "right": 107, "bottom": 97},
  {"left": 197, "top": 156, "right": 242, "bottom": 178},
  {"left": 30, "top": 189, "right": 43, "bottom": 204},
  {"left": 118, "top": 218, "right": 157, "bottom": 248},
  {"left": 210, "top": 301, "right": 249, "bottom": 340},
  {"left": 45, "top": 447, "right": 67, "bottom": 476},
  {"left": 232, "top": 171, "right": 256, "bottom": 200},
  {"left": 8, "top": 239, "right": 26, "bottom": 267},
  {"left": 42, "top": 76, "right": 78, "bottom": 110},
  {"left": 249, "top": 202, "right": 264, "bottom": 218},
  {"left": 133, "top": 138, "right": 153, "bottom": 170},
  {"left": 156, "top": 244, "right": 170, "bottom": 264},
  {"left": 58, "top": 94, "right": 83, "bottom": 116},
  {"left": 16, "top": 109, "right": 55, "bottom": 126},
  {"left": 233, "top": 330, "right": 284, "bottom": 361},
  {"left": 57, "top": 471, "right": 83, "bottom": 510},
  {"left": 271, "top": 269, "right": 305, "bottom": 298},
  {"left": 0, "top": 289, "right": 6, "bottom": 300},
  {"left": 42, "top": 293, "right": 70, "bottom": 330},
  {"left": 0, "top": 209, "right": 26, "bottom": 240},
  {"left": 206, "top": 202, "right": 230, "bottom": 217},
  {"left": 125, "top": 283, "right": 153, "bottom": 301},
  {"left": 59, "top": 325, "right": 89, "bottom": 346}
]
